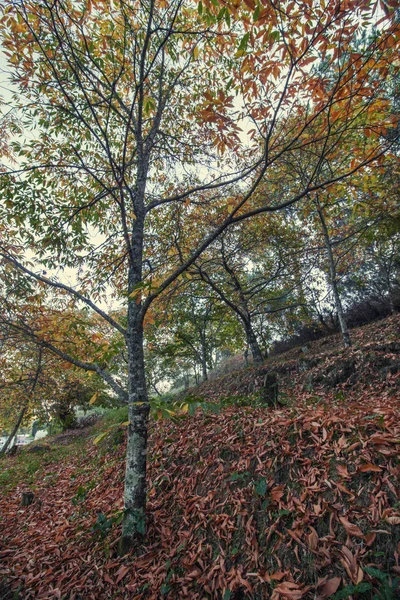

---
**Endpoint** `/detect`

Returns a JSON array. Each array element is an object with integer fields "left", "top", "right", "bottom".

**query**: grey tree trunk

[
  {"left": 245, "top": 322, "right": 264, "bottom": 364},
  {"left": 200, "top": 333, "right": 208, "bottom": 381},
  {"left": 119, "top": 184, "right": 151, "bottom": 554},
  {"left": 386, "top": 276, "right": 395, "bottom": 315},
  {"left": 316, "top": 199, "right": 351, "bottom": 348}
]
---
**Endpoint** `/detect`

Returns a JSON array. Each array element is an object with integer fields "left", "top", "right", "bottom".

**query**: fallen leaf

[
  {"left": 318, "top": 576, "right": 341, "bottom": 597},
  {"left": 115, "top": 565, "right": 130, "bottom": 583},
  {"left": 339, "top": 517, "right": 364, "bottom": 538},
  {"left": 358, "top": 463, "right": 382, "bottom": 473}
]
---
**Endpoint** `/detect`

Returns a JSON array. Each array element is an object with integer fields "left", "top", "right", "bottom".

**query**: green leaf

[
  {"left": 363, "top": 566, "right": 387, "bottom": 581},
  {"left": 198, "top": 1, "right": 203, "bottom": 15},
  {"left": 332, "top": 582, "right": 373, "bottom": 600},
  {"left": 238, "top": 32, "right": 250, "bottom": 52},
  {"left": 223, "top": 591, "right": 232, "bottom": 600},
  {"left": 255, "top": 477, "right": 267, "bottom": 496},
  {"left": 224, "top": 8, "right": 231, "bottom": 28},
  {"left": 217, "top": 7, "right": 225, "bottom": 21}
]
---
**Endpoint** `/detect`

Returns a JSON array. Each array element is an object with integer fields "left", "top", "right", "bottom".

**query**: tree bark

[
  {"left": 120, "top": 290, "right": 150, "bottom": 554},
  {"left": 119, "top": 172, "right": 151, "bottom": 553},
  {"left": 245, "top": 322, "right": 264, "bottom": 364},
  {"left": 200, "top": 332, "right": 208, "bottom": 381},
  {"left": 316, "top": 198, "right": 351, "bottom": 348}
]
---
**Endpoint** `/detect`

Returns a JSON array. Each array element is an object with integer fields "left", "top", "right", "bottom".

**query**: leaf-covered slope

[
  {"left": 1, "top": 388, "right": 399, "bottom": 599},
  {"left": 184, "top": 315, "right": 400, "bottom": 403}
]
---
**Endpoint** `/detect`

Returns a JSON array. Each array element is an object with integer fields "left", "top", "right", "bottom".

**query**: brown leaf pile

[{"left": 1, "top": 388, "right": 399, "bottom": 599}]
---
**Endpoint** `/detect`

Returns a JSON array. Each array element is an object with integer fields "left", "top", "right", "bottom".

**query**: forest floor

[{"left": 0, "top": 315, "right": 399, "bottom": 600}]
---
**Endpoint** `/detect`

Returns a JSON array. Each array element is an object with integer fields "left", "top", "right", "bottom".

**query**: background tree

[
  {"left": 193, "top": 215, "right": 307, "bottom": 363},
  {"left": 145, "top": 282, "right": 243, "bottom": 387}
]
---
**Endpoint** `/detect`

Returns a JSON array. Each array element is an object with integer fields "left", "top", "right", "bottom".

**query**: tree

[
  {"left": 0, "top": 0, "right": 398, "bottom": 551},
  {"left": 192, "top": 215, "right": 305, "bottom": 364},
  {"left": 0, "top": 303, "right": 116, "bottom": 454},
  {"left": 146, "top": 282, "right": 243, "bottom": 386},
  {"left": 0, "top": 335, "right": 43, "bottom": 455}
]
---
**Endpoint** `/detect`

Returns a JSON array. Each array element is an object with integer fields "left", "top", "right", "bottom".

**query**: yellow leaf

[
  {"left": 181, "top": 403, "right": 189, "bottom": 413},
  {"left": 89, "top": 392, "right": 98, "bottom": 405},
  {"left": 193, "top": 46, "right": 199, "bottom": 59},
  {"left": 93, "top": 431, "right": 109, "bottom": 445},
  {"left": 121, "top": 421, "right": 130, "bottom": 426}
]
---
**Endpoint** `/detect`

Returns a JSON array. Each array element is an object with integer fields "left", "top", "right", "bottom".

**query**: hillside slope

[
  {"left": 184, "top": 315, "right": 400, "bottom": 404},
  {"left": 0, "top": 316, "right": 399, "bottom": 600}
]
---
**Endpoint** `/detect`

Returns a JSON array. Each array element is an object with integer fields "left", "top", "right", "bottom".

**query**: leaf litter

[{"left": 0, "top": 317, "right": 399, "bottom": 599}]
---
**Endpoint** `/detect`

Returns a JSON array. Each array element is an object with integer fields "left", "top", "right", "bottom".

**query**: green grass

[
  {"left": 0, "top": 435, "right": 88, "bottom": 494},
  {"left": 101, "top": 406, "right": 129, "bottom": 425}
]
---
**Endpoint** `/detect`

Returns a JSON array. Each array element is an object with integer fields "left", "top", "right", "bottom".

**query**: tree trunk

[
  {"left": 316, "top": 199, "right": 351, "bottom": 348},
  {"left": 200, "top": 333, "right": 208, "bottom": 381},
  {"left": 245, "top": 322, "right": 264, "bottom": 364},
  {"left": 387, "top": 277, "right": 395, "bottom": 315},
  {"left": 119, "top": 195, "right": 151, "bottom": 554},
  {"left": 0, "top": 403, "right": 28, "bottom": 457},
  {"left": 262, "top": 371, "right": 279, "bottom": 406}
]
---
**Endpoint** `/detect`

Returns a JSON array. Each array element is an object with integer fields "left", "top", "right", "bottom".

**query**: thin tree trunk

[
  {"left": 316, "top": 199, "right": 351, "bottom": 347},
  {"left": 151, "top": 382, "right": 162, "bottom": 397},
  {"left": 387, "top": 277, "right": 395, "bottom": 315},
  {"left": 200, "top": 333, "right": 208, "bottom": 381},
  {"left": 119, "top": 189, "right": 151, "bottom": 553},
  {"left": 0, "top": 403, "right": 28, "bottom": 456},
  {"left": 120, "top": 305, "right": 150, "bottom": 553},
  {"left": 245, "top": 322, "right": 264, "bottom": 364}
]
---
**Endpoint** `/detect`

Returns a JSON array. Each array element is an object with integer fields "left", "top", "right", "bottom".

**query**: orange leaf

[
  {"left": 365, "top": 532, "right": 376, "bottom": 546},
  {"left": 270, "top": 571, "right": 286, "bottom": 581},
  {"left": 358, "top": 463, "right": 382, "bottom": 473},
  {"left": 319, "top": 577, "right": 341, "bottom": 597},
  {"left": 335, "top": 482, "right": 355, "bottom": 498},
  {"left": 339, "top": 517, "right": 364, "bottom": 538},
  {"left": 336, "top": 464, "right": 350, "bottom": 479}
]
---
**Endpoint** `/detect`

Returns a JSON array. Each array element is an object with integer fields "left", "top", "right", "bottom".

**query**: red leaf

[
  {"left": 115, "top": 565, "right": 130, "bottom": 583},
  {"left": 103, "top": 573, "right": 115, "bottom": 585}
]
